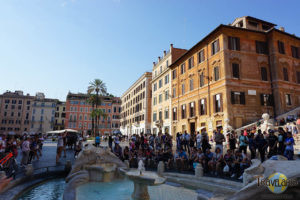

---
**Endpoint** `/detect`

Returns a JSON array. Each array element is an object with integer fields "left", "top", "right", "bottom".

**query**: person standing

[
  {"left": 238, "top": 130, "right": 249, "bottom": 155},
  {"left": 277, "top": 128, "right": 287, "bottom": 155},
  {"left": 56, "top": 132, "right": 66, "bottom": 164},
  {"left": 95, "top": 135, "right": 100, "bottom": 147},
  {"left": 284, "top": 132, "right": 295, "bottom": 160},
  {"left": 21, "top": 137, "right": 30, "bottom": 167},
  {"left": 108, "top": 134, "right": 113, "bottom": 150},
  {"left": 182, "top": 131, "right": 190, "bottom": 154},
  {"left": 267, "top": 130, "right": 278, "bottom": 158},
  {"left": 214, "top": 128, "right": 225, "bottom": 155},
  {"left": 201, "top": 128, "right": 210, "bottom": 154},
  {"left": 255, "top": 132, "right": 268, "bottom": 163},
  {"left": 229, "top": 131, "right": 237, "bottom": 151},
  {"left": 196, "top": 131, "right": 201, "bottom": 149}
]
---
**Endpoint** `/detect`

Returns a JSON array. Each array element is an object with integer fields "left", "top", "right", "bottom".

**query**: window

[
  {"left": 160, "top": 66, "right": 162, "bottom": 73},
  {"left": 261, "top": 67, "right": 268, "bottom": 81},
  {"left": 159, "top": 79, "right": 163, "bottom": 88},
  {"left": 166, "top": 60, "right": 169, "bottom": 67},
  {"left": 214, "top": 67, "right": 220, "bottom": 81},
  {"left": 180, "top": 63, "right": 186, "bottom": 74},
  {"left": 283, "top": 67, "right": 289, "bottom": 81},
  {"left": 164, "top": 109, "right": 169, "bottom": 119},
  {"left": 200, "top": 72, "right": 204, "bottom": 87},
  {"left": 248, "top": 21, "right": 258, "bottom": 27},
  {"left": 181, "top": 84, "right": 185, "bottom": 95},
  {"left": 297, "top": 71, "right": 300, "bottom": 84},
  {"left": 172, "top": 108, "right": 177, "bottom": 121},
  {"left": 12, "top": 100, "right": 16, "bottom": 104},
  {"left": 291, "top": 46, "right": 300, "bottom": 59},
  {"left": 159, "top": 94, "right": 162, "bottom": 103},
  {"left": 188, "top": 56, "right": 194, "bottom": 69},
  {"left": 172, "top": 69, "right": 177, "bottom": 79},
  {"left": 18, "top": 100, "right": 22, "bottom": 104},
  {"left": 189, "top": 79, "right": 194, "bottom": 91},
  {"left": 189, "top": 102, "right": 195, "bottom": 117},
  {"left": 172, "top": 88, "right": 176, "bottom": 98},
  {"left": 165, "top": 90, "right": 169, "bottom": 100},
  {"left": 153, "top": 97, "right": 157, "bottom": 105},
  {"left": 285, "top": 94, "right": 292, "bottom": 105},
  {"left": 153, "top": 83, "right": 157, "bottom": 91},
  {"left": 199, "top": 98, "right": 206, "bottom": 115},
  {"left": 198, "top": 50, "right": 205, "bottom": 63},
  {"left": 232, "top": 63, "right": 240, "bottom": 78},
  {"left": 153, "top": 112, "right": 157, "bottom": 121},
  {"left": 278, "top": 41, "right": 285, "bottom": 54},
  {"left": 165, "top": 74, "right": 169, "bottom": 84},
  {"left": 231, "top": 91, "right": 245, "bottom": 105},
  {"left": 5, "top": 99, "right": 9, "bottom": 104},
  {"left": 260, "top": 94, "right": 273, "bottom": 106},
  {"left": 211, "top": 39, "right": 220, "bottom": 55},
  {"left": 41, "top": 109, "right": 44, "bottom": 114},
  {"left": 214, "top": 94, "right": 223, "bottom": 113},
  {"left": 256, "top": 41, "right": 268, "bottom": 54},
  {"left": 228, "top": 36, "right": 240, "bottom": 51},
  {"left": 159, "top": 111, "right": 162, "bottom": 120},
  {"left": 181, "top": 104, "right": 186, "bottom": 119}
]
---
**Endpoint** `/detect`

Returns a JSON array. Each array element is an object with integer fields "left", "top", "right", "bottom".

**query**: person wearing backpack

[{"left": 238, "top": 130, "right": 249, "bottom": 155}]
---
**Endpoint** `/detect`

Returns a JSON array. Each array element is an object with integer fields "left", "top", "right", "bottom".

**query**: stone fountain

[{"left": 121, "top": 160, "right": 166, "bottom": 200}]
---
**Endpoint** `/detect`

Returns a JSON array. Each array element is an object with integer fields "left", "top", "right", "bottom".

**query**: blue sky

[{"left": 1, "top": 0, "right": 299, "bottom": 101}]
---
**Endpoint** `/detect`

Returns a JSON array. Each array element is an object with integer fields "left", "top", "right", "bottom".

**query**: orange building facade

[
  {"left": 65, "top": 93, "right": 121, "bottom": 136},
  {"left": 170, "top": 16, "right": 300, "bottom": 136}
]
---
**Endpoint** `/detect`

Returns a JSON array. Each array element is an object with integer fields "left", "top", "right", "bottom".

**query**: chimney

[
  {"left": 153, "top": 62, "right": 156, "bottom": 67},
  {"left": 279, "top": 27, "right": 285, "bottom": 32},
  {"left": 164, "top": 50, "right": 166, "bottom": 56},
  {"left": 158, "top": 56, "right": 161, "bottom": 62},
  {"left": 170, "top": 43, "right": 173, "bottom": 49}
]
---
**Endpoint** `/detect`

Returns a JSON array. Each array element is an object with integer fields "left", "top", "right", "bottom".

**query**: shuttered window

[
  {"left": 200, "top": 72, "right": 204, "bottom": 87},
  {"left": 214, "top": 93, "right": 223, "bottom": 113},
  {"left": 291, "top": 46, "right": 300, "bottom": 59},
  {"left": 188, "top": 56, "right": 194, "bottom": 69},
  {"left": 228, "top": 36, "right": 240, "bottom": 51},
  {"left": 260, "top": 94, "right": 274, "bottom": 106},
  {"left": 261, "top": 67, "right": 268, "bottom": 81},
  {"left": 283, "top": 67, "right": 289, "bottom": 81},
  {"left": 211, "top": 39, "right": 220, "bottom": 55},
  {"left": 297, "top": 71, "right": 300, "bottom": 84},
  {"left": 199, "top": 98, "right": 206, "bottom": 115},
  {"left": 214, "top": 67, "right": 220, "bottom": 81},
  {"left": 232, "top": 63, "right": 240, "bottom": 78},
  {"left": 231, "top": 91, "right": 245, "bottom": 105},
  {"left": 256, "top": 41, "right": 268, "bottom": 54},
  {"left": 278, "top": 41, "right": 285, "bottom": 54},
  {"left": 198, "top": 50, "right": 205, "bottom": 63}
]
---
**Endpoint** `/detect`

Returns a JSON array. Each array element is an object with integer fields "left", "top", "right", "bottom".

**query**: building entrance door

[{"left": 190, "top": 122, "right": 195, "bottom": 134}]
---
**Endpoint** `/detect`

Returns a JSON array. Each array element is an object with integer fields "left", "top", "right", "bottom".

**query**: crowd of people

[{"left": 106, "top": 120, "right": 298, "bottom": 180}]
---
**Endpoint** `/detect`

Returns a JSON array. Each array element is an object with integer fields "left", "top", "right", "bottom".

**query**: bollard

[
  {"left": 195, "top": 163, "right": 203, "bottom": 177},
  {"left": 157, "top": 161, "right": 165, "bottom": 176},
  {"left": 65, "top": 160, "right": 72, "bottom": 173},
  {"left": 25, "top": 164, "right": 34, "bottom": 176}
]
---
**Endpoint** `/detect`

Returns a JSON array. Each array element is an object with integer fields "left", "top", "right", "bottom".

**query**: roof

[
  {"left": 169, "top": 23, "right": 299, "bottom": 69},
  {"left": 244, "top": 16, "right": 277, "bottom": 26}
]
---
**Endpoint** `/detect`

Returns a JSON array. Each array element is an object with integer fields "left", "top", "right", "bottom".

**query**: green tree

[
  {"left": 87, "top": 79, "right": 107, "bottom": 136},
  {"left": 91, "top": 108, "right": 107, "bottom": 136}
]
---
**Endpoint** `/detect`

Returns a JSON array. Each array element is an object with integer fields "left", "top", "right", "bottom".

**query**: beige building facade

[
  {"left": 54, "top": 101, "right": 66, "bottom": 130},
  {"left": 151, "top": 44, "right": 187, "bottom": 138},
  {"left": 120, "top": 72, "right": 152, "bottom": 136}
]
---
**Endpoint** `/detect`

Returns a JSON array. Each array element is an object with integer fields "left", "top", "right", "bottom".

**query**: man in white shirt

[{"left": 21, "top": 137, "right": 30, "bottom": 166}]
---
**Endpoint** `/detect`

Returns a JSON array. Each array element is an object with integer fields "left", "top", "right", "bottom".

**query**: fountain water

[{"left": 121, "top": 160, "right": 166, "bottom": 200}]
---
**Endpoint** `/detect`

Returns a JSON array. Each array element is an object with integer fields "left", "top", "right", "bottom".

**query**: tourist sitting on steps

[{"left": 175, "top": 148, "right": 188, "bottom": 172}]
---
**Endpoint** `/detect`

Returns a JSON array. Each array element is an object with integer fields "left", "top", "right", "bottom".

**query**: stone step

[
  {"left": 163, "top": 174, "right": 242, "bottom": 195},
  {"left": 163, "top": 172, "right": 242, "bottom": 188}
]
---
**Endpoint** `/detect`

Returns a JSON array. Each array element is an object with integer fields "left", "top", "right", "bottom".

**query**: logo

[{"left": 257, "top": 172, "right": 298, "bottom": 194}]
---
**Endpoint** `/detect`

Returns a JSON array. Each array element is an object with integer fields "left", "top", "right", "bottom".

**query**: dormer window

[
  {"left": 248, "top": 21, "right": 258, "bottom": 27},
  {"left": 262, "top": 24, "right": 271, "bottom": 31},
  {"left": 238, "top": 21, "right": 243, "bottom": 28}
]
